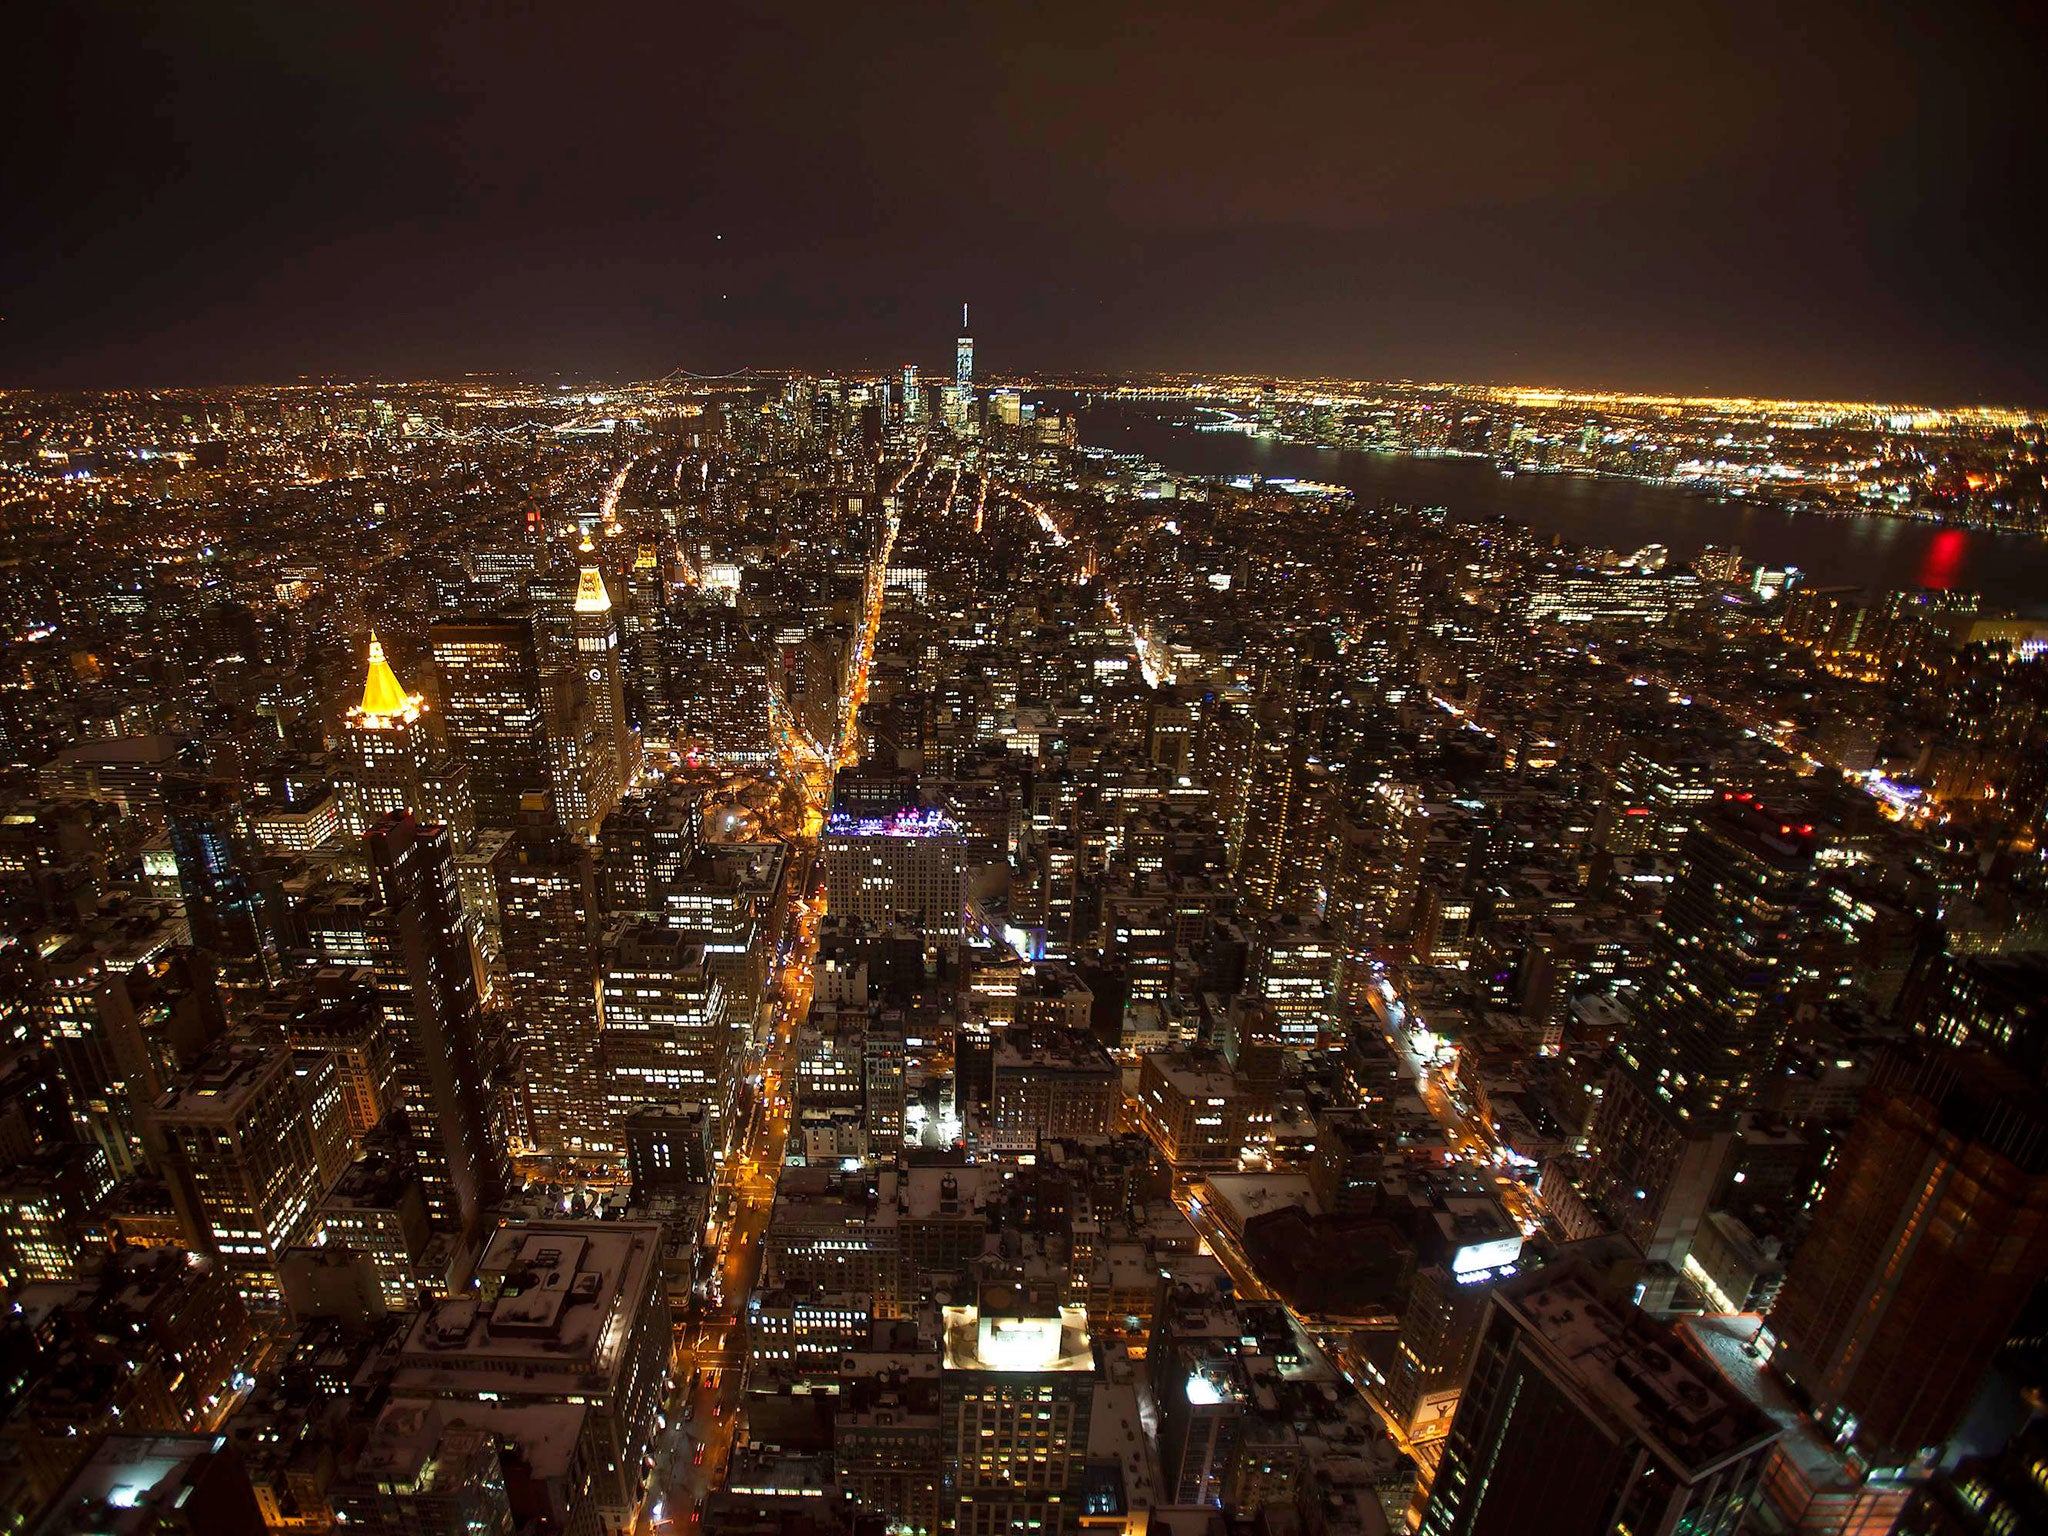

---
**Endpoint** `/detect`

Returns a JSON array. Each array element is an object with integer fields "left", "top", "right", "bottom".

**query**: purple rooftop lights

[{"left": 823, "top": 806, "right": 960, "bottom": 839}]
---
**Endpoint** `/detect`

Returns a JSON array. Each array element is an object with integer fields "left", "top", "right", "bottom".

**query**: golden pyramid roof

[
  {"left": 358, "top": 633, "right": 419, "bottom": 718},
  {"left": 574, "top": 562, "right": 613, "bottom": 614}
]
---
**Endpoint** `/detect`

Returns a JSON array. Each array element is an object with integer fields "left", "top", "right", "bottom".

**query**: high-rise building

[
  {"left": 371, "top": 1220, "right": 672, "bottom": 1533},
  {"left": 985, "top": 1032, "right": 1119, "bottom": 1152},
  {"left": 1147, "top": 1271, "right": 1259, "bottom": 1508},
  {"left": 955, "top": 305, "right": 973, "bottom": 394},
  {"left": 572, "top": 538, "right": 634, "bottom": 821},
  {"left": 431, "top": 608, "right": 552, "bottom": 830},
  {"left": 330, "top": 1411, "right": 512, "bottom": 1536},
  {"left": 313, "top": 1140, "right": 431, "bottom": 1311},
  {"left": 1901, "top": 950, "right": 2048, "bottom": 1085},
  {"left": 344, "top": 632, "right": 431, "bottom": 826},
  {"left": 940, "top": 1290, "right": 1098, "bottom": 1536},
  {"left": 1248, "top": 915, "right": 1339, "bottom": 1048},
  {"left": 1420, "top": 1257, "right": 1779, "bottom": 1536},
  {"left": 0, "top": 1141, "right": 115, "bottom": 1285},
  {"left": 1135, "top": 1049, "right": 1276, "bottom": 1170},
  {"left": 764, "top": 1166, "right": 902, "bottom": 1315},
  {"left": 597, "top": 788, "right": 701, "bottom": 922},
  {"left": 495, "top": 829, "right": 607, "bottom": 1162},
  {"left": 1585, "top": 793, "right": 1820, "bottom": 1271},
  {"left": 1582, "top": 1066, "right": 1736, "bottom": 1273},
  {"left": 305, "top": 814, "right": 502, "bottom": 1235},
  {"left": 164, "top": 774, "right": 286, "bottom": 990},
  {"left": 863, "top": 1020, "right": 907, "bottom": 1158},
  {"left": 1228, "top": 716, "right": 1294, "bottom": 921},
  {"left": 1596, "top": 746, "right": 1719, "bottom": 859},
  {"left": 822, "top": 803, "right": 969, "bottom": 953},
  {"left": 623, "top": 1100, "right": 712, "bottom": 1200},
  {"left": 545, "top": 689, "right": 612, "bottom": 839},
  {"left": 660, "top": 598, "right": 772, "bottom": 763},
  {"left": 37, "top": 938, "right": 167, "bottom": 1179},
  {"left": 155, "top": 1041, "right": 352, "bottom": 1308},
  {"left": 1620, "top": 794, "right": 1821, "bottom": 1119},
  {"left": 1768, "top": 1045, "right": 2048, "bottom": 1469},
  {"left": 269, "top": 967, "right": 398, "bottom": 1137},
  {"left": 900, "top": 364, "right": 923, "bottom": 424},
  {"left": 599, "top": 921, "right": 738, "bottom": 1143}
]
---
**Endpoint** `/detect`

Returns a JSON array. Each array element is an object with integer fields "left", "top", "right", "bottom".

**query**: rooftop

[
  {"left": 29, "top": 1433, "right": 240, "bottom": 1536},
  {"left": 1502, "top": 1266, "right": 1780, "bottom": 1473},
  {"left": 823, "top": 806, "right": 960, "bottom": 840},
  {"left": 153, "top": 1042, "right": 290, "bottom": 1123},
  {"left": 392, "top": 1220, "right": 660, "bottom": 1394},
  {"left": 941, "top": 1303, "right": 1095, "bottom": 1373}
]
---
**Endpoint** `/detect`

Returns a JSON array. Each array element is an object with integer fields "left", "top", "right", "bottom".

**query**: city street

[{"left": 646, "top": 473, "right": 899, "bottom": 1529}]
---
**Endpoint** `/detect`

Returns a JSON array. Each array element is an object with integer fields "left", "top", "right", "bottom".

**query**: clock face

[{"left": 588, "top": 666, "right": 603, "bottom": 682}]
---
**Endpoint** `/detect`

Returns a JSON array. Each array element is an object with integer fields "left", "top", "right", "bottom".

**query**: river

[{"left": 1064, "top": 400, "right": 2048, "bottom": 616}]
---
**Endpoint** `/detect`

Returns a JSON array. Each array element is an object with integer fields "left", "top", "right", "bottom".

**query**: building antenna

[{"left": 962, "top": 302, "right": 969, "bottom": 331}]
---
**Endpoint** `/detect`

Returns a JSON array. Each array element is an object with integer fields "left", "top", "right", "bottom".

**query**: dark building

[
  {"left": 1621, "top": 791, "right": 1822, "bottom": 1118},
  {"left": 624, "top": 1100, "right": 713, "bottom": 1200},
  {"left": 1768, "top": 1045, "right": 2048, "bottom": 1469},
  {"left": 164, "top": 774, "right": 286, "bottom": 990},
  {"left": 1896, "top": 1416, "right": 2048, "bottom": 1535},
  {"left": 1421, "top": 1256, "right": 1779, "bottom": 1536},
  {"left": 495, "top": 828, "right": 606, "bottom": 1162},
  {"left": 27, "top": 1431, "right": 267, "bottom": 1536},
  {"left": 1904, "top": 950, "right": 2048, "bottom": 1086}
]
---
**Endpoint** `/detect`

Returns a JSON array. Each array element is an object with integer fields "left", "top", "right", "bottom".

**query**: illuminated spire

[
  {"left": 358, "top": 632, "right": 419, "bottom": 719},
  {"left": 574, "top": 542, "right": 613, "bottom": 614}
]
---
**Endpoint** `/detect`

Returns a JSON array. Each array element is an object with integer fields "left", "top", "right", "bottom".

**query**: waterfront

[{"left": 1070, "top": 401, "right": 2048, "bottom": 615}]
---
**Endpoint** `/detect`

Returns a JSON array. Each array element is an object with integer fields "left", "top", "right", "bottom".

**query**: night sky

[{"left": 4, "top": 0, "right": 2043, "bottom": 399}]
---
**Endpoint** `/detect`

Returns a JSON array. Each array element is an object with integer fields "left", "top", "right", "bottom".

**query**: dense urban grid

[{"left": 4, "top": 330, "right": 2048, "bottom": 1536}]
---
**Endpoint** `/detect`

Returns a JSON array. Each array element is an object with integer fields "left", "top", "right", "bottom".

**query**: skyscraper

[
  {"left": 344, "top": 632, "right": 431, "bottom": 826},
  {"left": 573, "top": 538, "right": 634, "bottom": 817},
  {"left": 314, "top": 813, "right": 503, "bottom": 1236},
  {"left": 863, "top": 1019, "right": 907, "bottom": 1158},
  {"left": 164, "top": 774, "right": 285, "bottom": 991},
  {"left": 1901, "top": 950, "right": 2048, "bottom": 1084},
  {"left": 1229, "top": 706, "right": 1299, "bottom": 916},
  {"left": 154, "top": 1041, "right": 351, "bottom": 1308},
  {"left": 598, "top": 921, "right": 737, "bottom": 1141},
  {"left": 1768, "top": 1045, "right": 2048, "bottom": 1469},
  {"left": 1621, "top": 794, "right": 1821, "bottom": 1118},
  {"left": 1584, "top": 793, "right": 1820, "bottom": 1272},
  {"left": 1148, "top": 1270, "right": 1265, "bottom": 1508},
  {"left": 1420, "top": 1255, "right": 1779, "bottom": 1536},
  {"left": 38, "top": 939, "right": 167, "bottom": 1180},
  {"left": 431, "top": 607, "right": 552, "bottom": 830},
  {"left": 494, "top": 828, "right": 607, "bottom": 1162},
  {"left": 822, "top": 802, "right": 969, "bottom": 953},
  {"left": 956, "top": 304, "right": 973, "bottom": 393},
  {"left": 597, "top": 787, "right": 701, "bottom": 922},
  {"left": 660, "top": 598, "right": 772, "bottom": 763}
]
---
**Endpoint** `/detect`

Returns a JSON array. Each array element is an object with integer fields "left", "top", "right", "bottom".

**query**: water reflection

[{"left": 1071, "top": 402, "right": 2048, "bottom": 614}]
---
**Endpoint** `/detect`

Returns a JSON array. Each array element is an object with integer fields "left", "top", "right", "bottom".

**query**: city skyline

[
  {"left": 6, "top": 5, "right": 2048, "bottom": 1534},
  {"left": 5, "top": 345, "right": 2047, "bottom": 1536}
]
